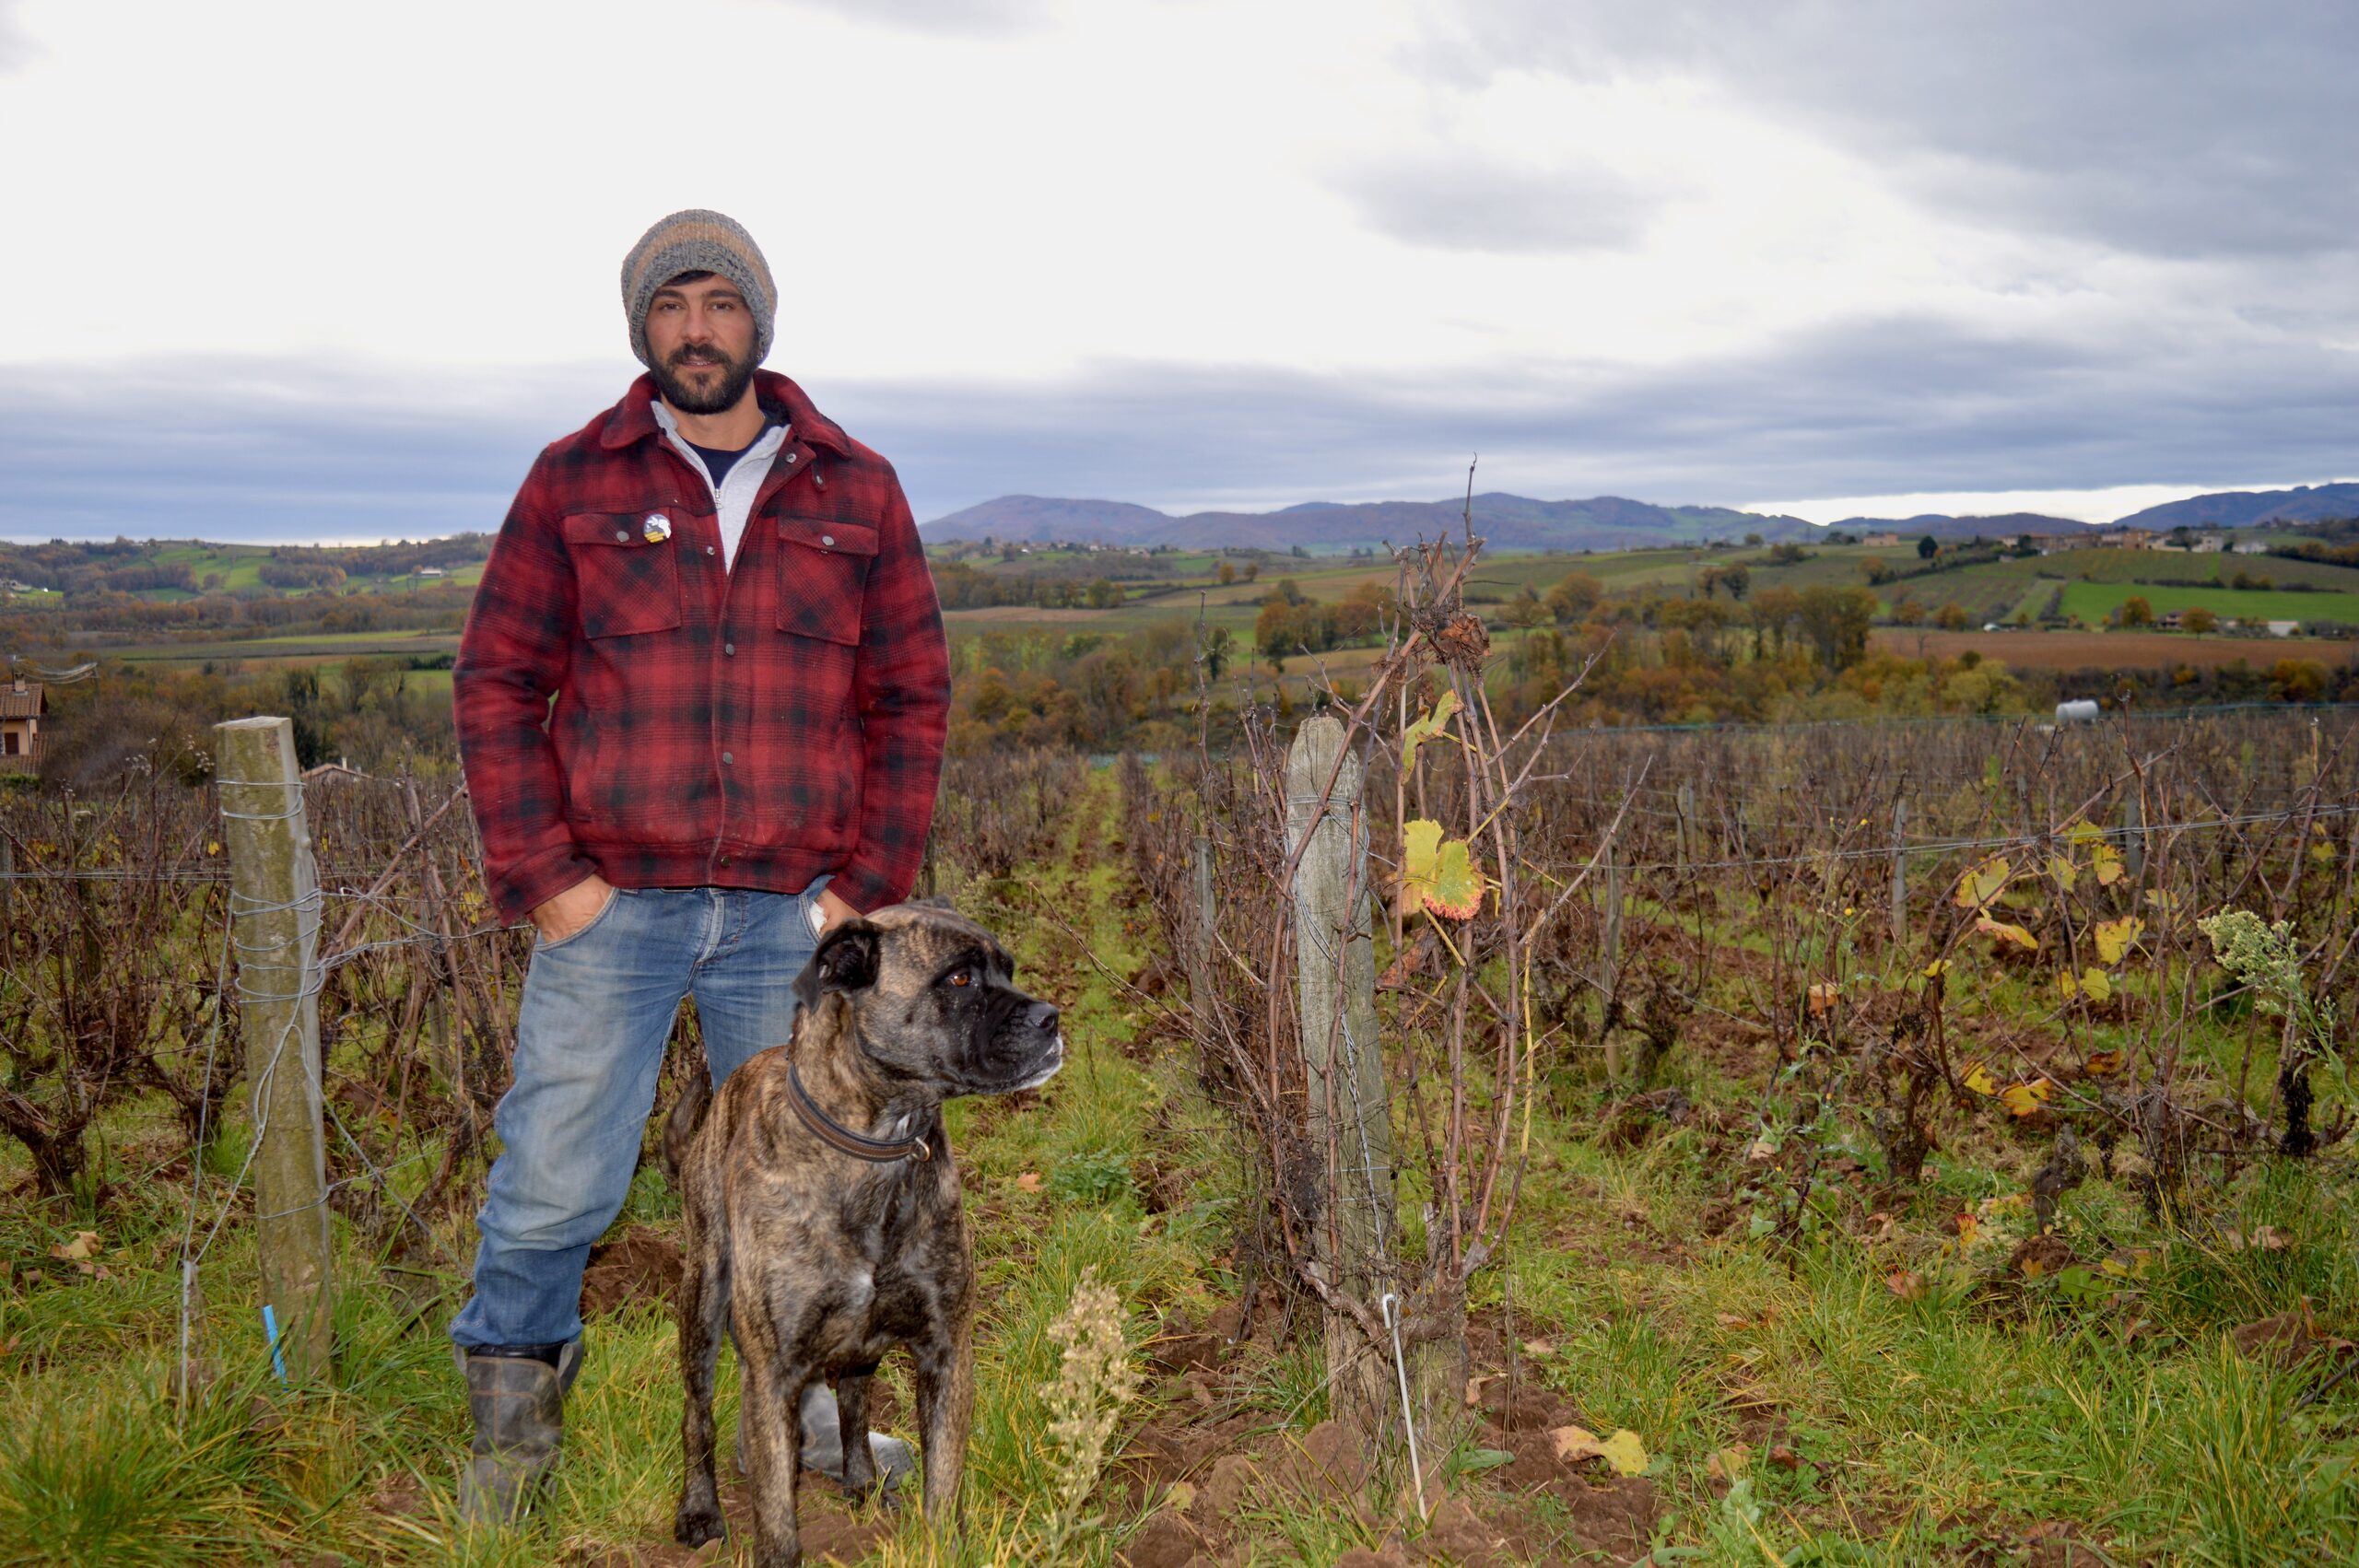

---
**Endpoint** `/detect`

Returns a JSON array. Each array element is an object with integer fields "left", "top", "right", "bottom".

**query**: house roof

[{"left": 0, "top": 683, "right": 44, "bottom": 719}]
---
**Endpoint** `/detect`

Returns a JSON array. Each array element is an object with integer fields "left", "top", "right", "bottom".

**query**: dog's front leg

[
  {"left": 912, "top": 1316, "right": 973, "bottom": 1530},
  {"left": 674, "top": 1200, "right": 731, "bottom": 1548},
  {"left": 739, "top": 1306, "right": 808, "bottom": 1568}
]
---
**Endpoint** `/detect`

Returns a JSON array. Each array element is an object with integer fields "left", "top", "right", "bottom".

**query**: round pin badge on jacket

[{"left": 642, "top": 512, "right": 672, "bottom": 544}]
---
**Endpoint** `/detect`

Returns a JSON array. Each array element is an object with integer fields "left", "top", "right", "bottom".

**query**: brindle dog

[{"left": 665, "top": 904, "right": 1063, "bottom": 1567}]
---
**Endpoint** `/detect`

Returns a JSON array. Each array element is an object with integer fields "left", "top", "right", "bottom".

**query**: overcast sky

[{"left": 1, "top": 0, "right": 2352, "bottom": 541}]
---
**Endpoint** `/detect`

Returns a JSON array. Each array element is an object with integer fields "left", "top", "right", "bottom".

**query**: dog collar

[{"left": 787, "top": 1062, "right": 932, "bottom": 1164}]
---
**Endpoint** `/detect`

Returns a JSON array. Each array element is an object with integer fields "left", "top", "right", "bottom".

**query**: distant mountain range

[{"left": 923, "top": 483, "right": 2359, "bottom": 553}]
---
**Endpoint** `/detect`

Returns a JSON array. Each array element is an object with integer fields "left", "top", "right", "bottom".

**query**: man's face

[{"left": 645, "top": 273, "right": 758, "bottom": 415}]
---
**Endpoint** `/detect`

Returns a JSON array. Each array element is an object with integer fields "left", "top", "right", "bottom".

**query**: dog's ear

[{"left": 795, "top": 919, "right": 883, "bottom": 1012}]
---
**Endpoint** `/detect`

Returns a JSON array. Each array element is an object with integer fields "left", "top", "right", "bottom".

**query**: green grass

[{"left": 2058, "top": 580, "right": 2359, "bottom": 626}]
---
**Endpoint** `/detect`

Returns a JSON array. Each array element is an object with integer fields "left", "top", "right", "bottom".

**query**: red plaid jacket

[{"left": 455, "top": 370, "right": 950, "bottom": 923}]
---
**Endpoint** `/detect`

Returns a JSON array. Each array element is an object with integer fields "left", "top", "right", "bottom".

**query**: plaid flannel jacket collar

[{"left": 598, "top": 369, "right": 854, "bottom": 458}]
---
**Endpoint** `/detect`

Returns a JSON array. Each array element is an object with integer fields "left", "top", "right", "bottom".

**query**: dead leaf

[
  {"left": 1999, "top": 1078, "right": 2055, "bottom": 1117},
  {"left": 1549, "top": 1424, "right": 1649, "bottom": 1476},
  {"left": 1707, "top": 1445, "right": 1752, "bottom": 1482},
  {"left": 48, "top": 1231, "right": 99, "bottom": 1261},
  {"left": 1014, "top": 1172, "right": 1043, "bottom": 1192},
  {"left": 2083, "top": 1049, "right": 2126, "bottom": 1077},
  {"left": 1885, "top": 1270, "right": 1926, "bottom": 1302},
  {"left": 1806, "top": 981, "right": 1841, "bottom": 1017},
  {"left": 1520, "top": 1338, "right": 1555, "bottom": 1358}
]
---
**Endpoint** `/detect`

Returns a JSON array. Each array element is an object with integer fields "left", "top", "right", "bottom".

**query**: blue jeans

[{"left": 450, "top": 879, "right": 828, "bottom": 1349}]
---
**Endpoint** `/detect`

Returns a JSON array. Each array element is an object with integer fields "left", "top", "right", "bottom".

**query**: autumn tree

[
  {"left": 1936, "top": 602, "right": 1969, "bottom": 631},
  {"left": 2118, "top": 595, "right": 2155, "bottom": 629},
  {"left": 1544, "top": 571, "right": 1604, "bottom": 623},
  {"left": 2182, "top": 604, "right": 2218, "bottom": 637}
]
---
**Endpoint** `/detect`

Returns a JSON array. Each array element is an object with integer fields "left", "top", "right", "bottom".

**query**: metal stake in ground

[{"left": 215, "top": 717, "right": 334, "bottom": 1384}]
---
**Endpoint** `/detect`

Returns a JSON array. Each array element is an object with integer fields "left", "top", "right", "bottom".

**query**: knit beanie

[{"left": 619, "top": 209, "right": 778, "bottom": 369}]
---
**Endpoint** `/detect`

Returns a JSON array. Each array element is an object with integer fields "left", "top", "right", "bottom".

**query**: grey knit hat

[{"left": 619, "top": 209, "right": 778, "bottom": 369}]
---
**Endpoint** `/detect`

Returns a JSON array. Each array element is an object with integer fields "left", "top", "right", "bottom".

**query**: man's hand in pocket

[{"left": 531, "top": 874, "right": 615, "bottom": 945}]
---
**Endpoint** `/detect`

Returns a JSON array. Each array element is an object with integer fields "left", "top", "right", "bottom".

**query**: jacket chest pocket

[
  {"left": 562, "top": 512, "right": 685, "bottom": 638},
  {"left": 774, "top": 519, "right": 877, "bottom": 645}
]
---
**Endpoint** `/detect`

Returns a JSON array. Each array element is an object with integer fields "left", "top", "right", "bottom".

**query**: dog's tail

[{"left": 659, "top": 1073, "right": 712, "bottom": 1184}]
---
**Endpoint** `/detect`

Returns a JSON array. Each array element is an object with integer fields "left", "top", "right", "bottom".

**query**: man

[{"left": 450, "top": 208, "right": 951, "bottom": 1523}]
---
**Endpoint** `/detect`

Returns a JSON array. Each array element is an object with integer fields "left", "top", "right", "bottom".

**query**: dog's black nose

[{"left": 1026, "top": 1001, "right": 1060, "bottom": 1034}]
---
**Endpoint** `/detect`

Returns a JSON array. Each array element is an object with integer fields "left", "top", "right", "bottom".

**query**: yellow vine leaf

[
  {"left": 2056, "top": 971, "right": 2078, "bottom": 1000},
  {"left": 2146, "top": 887, "right": 2178, "bottom": 912},
  {"left": 1963, "top": 1062, "right": 1999, "bottom": 1095},
  {"left": 2048, "top": 855, "right": 2078, "bottom": 894},
  {"left": 2079, "top": 967, "right": 2113, "bottom": 1003},
  {"left": 1401, "top": 818, "right": 1485, "bottom": 920},
  {"left": 1954, "top": 855, "right": 2012, "bottom": 911},
  {"left": 2084, "top": 1049, "right": 2126, "bottom": 1076},
  {"left": 2066, "top": 821, "right": 2105, "bottom": 848},
  {"left": 1977, "top": 915, "right": 2038, "bottom": 950},
  {"left": 2092, "top": 842, "right": 2126, "bottom": 886},
  {"left": 1999, "top": 1078, "right": 2055, "bottom": 1117},
  {"left": 1923, "top": 959, "right": 1951, "bottom": 979},
  {"left": 2093, "top": 916, "right": 2145, "bottom": 965},
  {"left": 1399, "top": 690, "right": 1459, "bottom": 774}
]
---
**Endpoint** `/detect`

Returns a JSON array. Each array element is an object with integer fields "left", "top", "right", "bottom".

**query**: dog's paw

[{"left": 674, "top": 1501, "right": 728, "bottom": 1548}]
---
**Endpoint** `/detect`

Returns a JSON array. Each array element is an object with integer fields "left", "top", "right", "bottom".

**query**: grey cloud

[
  {"left": 6, "top": 319, "right": 2352, "bottom": 541},
  {"left": 1334, "top": 155, "right": 1661, "bottom": 253},
  {"left": 1437, "top": 0, "right": 2359, "bottom": 261}
]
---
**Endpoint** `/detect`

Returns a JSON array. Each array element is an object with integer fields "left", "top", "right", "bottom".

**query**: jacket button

[
  {"left": 718, "top": 853, "right": 732, "bottom": 867},
  {"left": 722, "top": 751, "right": 734, "bottom": 765},
  {"left": 723, "top": 640, "right": 735, "bottom": 656},
  {"left": 705, "top": 544, "right": 716, "bottom": 556},
  {"left": 822, "top": 534, "right": 835, "bottom": 547},
  {"left": 614, "top": 530, "right": 628, "bottom": 542}
]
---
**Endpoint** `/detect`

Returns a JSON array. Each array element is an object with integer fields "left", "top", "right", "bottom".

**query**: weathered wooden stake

[
  {"left": 1889, "top": 798, "right": 1909, "bottom": 947},
  {"left": 215, "top": 717, "right": 334, "bottom": 1384},
  {"left": 1285, "top": 715, "right": 1394, "bottom": 1440},
  {"left": 2123, "top": 793, "right": 2147, "bottom": 880},
  {"left": 1675, "top": 782, "right": 1696, "bottom": 871}
]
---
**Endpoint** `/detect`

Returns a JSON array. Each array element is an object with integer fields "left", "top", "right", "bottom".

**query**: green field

[{"left": 2057, "top": 581, "right": 2359, "bottom": 626}]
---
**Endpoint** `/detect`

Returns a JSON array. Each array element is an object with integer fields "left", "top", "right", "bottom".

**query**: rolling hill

[{"left": 926, "top": 482, "right": 2358, "bottom": 554}]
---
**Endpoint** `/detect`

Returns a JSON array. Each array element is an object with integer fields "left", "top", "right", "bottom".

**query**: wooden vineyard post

[
  {"left": 1889, "top": 798, "right": 1909, "bottom": 948},
  {"left": 2123, "top": 793, "right": 2147, "bottom": 881},
  {"left": 1284, "top": 715, "right": 1395, "bottom": 1441},
  {"left": 1675, "top": 782, "right": 1695, "bottom": 871},
  {"left": 214, "top": 718, "right": 334, "bottom": 1384}
]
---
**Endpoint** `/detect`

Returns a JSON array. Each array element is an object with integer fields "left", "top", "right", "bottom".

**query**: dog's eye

[{"left": 947, "top": 968, "right": 974, "bottom": 988}]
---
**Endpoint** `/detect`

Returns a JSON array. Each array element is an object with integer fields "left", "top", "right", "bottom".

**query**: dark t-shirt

[{"left": 686, "top": 431, "right": 759, "bottom": 488}]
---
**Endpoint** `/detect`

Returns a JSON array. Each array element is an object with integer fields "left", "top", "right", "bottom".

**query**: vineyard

[{"left": 5, "top": 624, "right": 2359, "bottom": 1561}]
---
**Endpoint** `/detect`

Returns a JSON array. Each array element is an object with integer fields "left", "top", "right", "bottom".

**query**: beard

[{"left": 651, "top": 342, "right": 758, "bottom": 415}]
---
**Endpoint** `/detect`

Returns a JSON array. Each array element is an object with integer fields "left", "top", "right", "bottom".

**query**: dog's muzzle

[{"left": 1007, "top": 1000, "right": 1064, "bottom": 1091}]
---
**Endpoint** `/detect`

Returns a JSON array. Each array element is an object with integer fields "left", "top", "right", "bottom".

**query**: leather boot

[{"left": 457, "top": 1340, "right": 582, "bottom": 1526}]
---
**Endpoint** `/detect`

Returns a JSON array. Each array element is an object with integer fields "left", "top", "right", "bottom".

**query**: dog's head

[{"left": 793, "top": 903, "right": 1063, "bottom": 1096}]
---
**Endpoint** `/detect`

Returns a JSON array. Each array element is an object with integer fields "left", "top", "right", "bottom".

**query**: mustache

[{"left": 666, "top": 346, "right": 737, "bottom": 370}]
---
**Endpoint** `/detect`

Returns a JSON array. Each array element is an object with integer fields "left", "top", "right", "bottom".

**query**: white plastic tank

[{"left": 2056, "top": 699, "right": 2101, "bottom": 724}]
